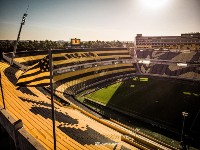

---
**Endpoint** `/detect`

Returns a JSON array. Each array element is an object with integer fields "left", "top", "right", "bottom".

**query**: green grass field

[
  {"left": 85, "top": 77, "right": 152, "bottom": 108},
  {"left": 79, "top": 77, "right": 200, "bottom": 138},
  {"left": 86, "top": 82, "right": 122, "bottom": 105},
  {"left": 76, "top": 76, "right": 200, "bottom": 148}
]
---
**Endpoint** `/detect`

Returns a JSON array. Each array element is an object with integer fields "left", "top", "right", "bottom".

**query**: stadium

[
  {"left": 0, "top": 0, "right": 200, "bottom": 149},
  {"left": 0, "top": 35, "right": 200, "bottom": 149}
]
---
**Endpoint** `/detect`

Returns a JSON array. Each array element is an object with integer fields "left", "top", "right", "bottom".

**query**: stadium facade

[{"left": 135, "top": 32, "right": 200, "bottom": 50}]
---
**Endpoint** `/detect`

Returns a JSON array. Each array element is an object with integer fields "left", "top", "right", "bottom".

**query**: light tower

[
  {"left": 11, "top": 6, "right": 29, "bottom": 65},
  {"left": 13, "top": 13, "right": 28, "bottom": 54}
]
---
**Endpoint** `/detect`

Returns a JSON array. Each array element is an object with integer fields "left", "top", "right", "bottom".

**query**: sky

[{"left": 0, "top": 0, "right": 200, "bottom": 41}]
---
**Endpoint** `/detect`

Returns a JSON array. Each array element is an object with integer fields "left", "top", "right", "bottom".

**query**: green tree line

[{"left": 0, "top": 40, "right": 133, "bottom": 53}]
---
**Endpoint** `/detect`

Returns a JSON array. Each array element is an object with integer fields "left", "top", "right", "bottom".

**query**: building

[{"left": 135, "top": 32, "right": 200, "bottom": 50}]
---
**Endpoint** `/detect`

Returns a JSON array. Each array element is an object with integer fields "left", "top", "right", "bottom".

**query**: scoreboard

[{"left": 71, "top": 38, "right": 81, "bottom": 46}]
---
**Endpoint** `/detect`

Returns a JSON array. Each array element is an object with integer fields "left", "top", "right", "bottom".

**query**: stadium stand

[
  {"left": 0, "top": 61, "right": 138, "bottom": 149},
  {"left": 135, "top": 49, "right": 200, "bottom": 80},
  {"left": 3, "top": 47, "right": 191, "bottom": 149},
  {"left": 136, "top": 49, "right": 200, "bottom": 62},
  {"left": 3, "top": 48, "right": 135, "bottom": 96},
  {"left": 1, "top": 48, "right": 155, "bottom": 149}
]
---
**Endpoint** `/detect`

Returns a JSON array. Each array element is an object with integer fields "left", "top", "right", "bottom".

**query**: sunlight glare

[{"left": 140, "top": 0, "right": 169, "bottom": 9}]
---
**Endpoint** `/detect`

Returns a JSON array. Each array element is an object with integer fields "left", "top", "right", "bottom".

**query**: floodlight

[
  {"left": 177, "top": 63, "right": 187, "bottom": 67},
  {"left": 22, "top": 13, "right": 28, "bottom": 25},
  {"left": 143, "top": 60, "right": 150, "bottom": 64}
]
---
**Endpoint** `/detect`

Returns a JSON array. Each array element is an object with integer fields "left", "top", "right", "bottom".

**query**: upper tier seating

[
  {"left": 136, "top": 50, "right": 200, "bottom": 63},
  {"left": 7, "top": 48, "right": 136, "bottom": 95},
  {"left": 135, "top": 49, "right": 200, "bottom": 80}
]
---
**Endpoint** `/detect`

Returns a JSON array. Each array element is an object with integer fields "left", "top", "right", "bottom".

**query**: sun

[{"left": 140, "top": 0, "right": 169, "bottom": 9}]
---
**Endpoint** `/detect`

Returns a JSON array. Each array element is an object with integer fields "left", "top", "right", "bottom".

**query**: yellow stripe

[
  {"left": 0, "top": 62, "right": 10, "bottom": 71},
  {"left": 14, "top": 55, "right": 45, "bottom": 63},
  {"left": 95, "top": 50, "right": 129, "bottom": 54},
  {"left": 23, "top": 67, "right": 40, "bottom": 76},
  {"left": 15, "top": 70, "right": 24, "bottom": 79},
  {"left": 55, "top": 68, "right": 134, "bottom": 93},
  {"left": 14, "top": 51, "right": 130, "bottom": 63},
  {"left": 14, "top": 53, "right": 70, "bottom": 63},
  {"left": 53, "top": 55, "right": 131, "bottom": 66},
  {"left": 52, "top": 53, "right": 67, "bottom": 58},
  {"left": 27, "top": 79, "right": 50, "bottom": 86},
  {"left": 18, "top": 72, "right": 50, "bottom": 83},
  {"left": 54, "top": 63, "right": 133, "bottom": 82}
]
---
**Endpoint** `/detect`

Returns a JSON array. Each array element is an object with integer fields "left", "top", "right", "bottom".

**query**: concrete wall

[{"left": 0, "top": 106, "right": 45, "bottom": 150}]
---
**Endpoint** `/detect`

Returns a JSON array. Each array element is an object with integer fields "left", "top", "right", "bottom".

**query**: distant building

[{"left": 135, "top": 33, "right": 200, "bottom": 50}]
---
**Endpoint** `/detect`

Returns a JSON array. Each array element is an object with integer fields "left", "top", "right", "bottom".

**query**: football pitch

[{"left": 79, "top": 76, "right": 200, "bottom": 143}]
